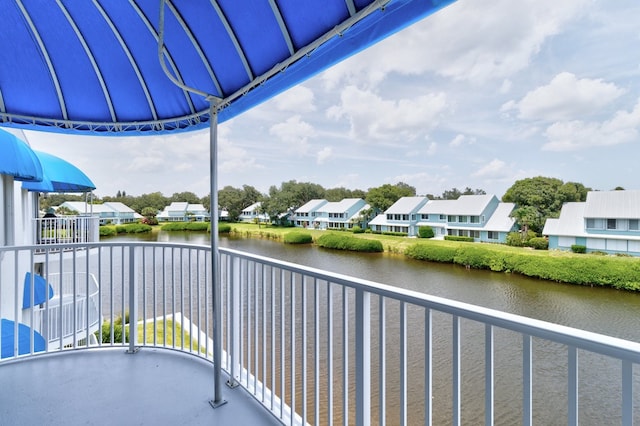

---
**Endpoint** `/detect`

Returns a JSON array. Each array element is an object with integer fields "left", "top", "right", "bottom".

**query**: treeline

[{"left": 40, "top": 176, "right": 607, "bottom": 235}]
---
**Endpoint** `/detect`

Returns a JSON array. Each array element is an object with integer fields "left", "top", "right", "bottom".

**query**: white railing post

[
  {"left": 228, "top": 255, "right": 241, "bottom": 387},
  {"left": 127, "top": 246, "right": 138, "bottom": 353},
  {"left": 355, "top": 288, "right": 371, "bottom": 426}
]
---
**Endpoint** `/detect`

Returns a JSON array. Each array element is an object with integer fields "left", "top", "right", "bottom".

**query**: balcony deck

[{"left": 0, "top": 347, "right": 280, "bottom": 426}]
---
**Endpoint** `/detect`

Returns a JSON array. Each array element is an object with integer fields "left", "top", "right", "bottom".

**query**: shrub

[
  {"left": 506, "top": 230, "right": 537, "bottom": 247},
  {"left": 382, "top": 231, "right": 408, "bottom": 237},
  {"left": 218, "top": 223, "right": 231, "bottom": 233},
  {"left": 316, "top": 233, "right": 383, "bottom": 252},
  {"left": 418, "top": 226, "right": 435, "bottom": 239},
  {"left": 528, "top": 237, "right": 549, "bottom": 250},
  {"left": 444, "top": 236, "right": 474, "bottom": 242},
  {"left": 405, "top": 243, "right": 458, "bottom": 263},
  {"left": 162, "top": 222, "right": 213, "bottom": 232},
  {"left": 101, "top": 315, "right": 130, "bottom": 344},
  {"left": 115, "top": 225, "right": 127, "bottom": 234},
  {"left": 184, "top": 222, "right": 209, "bottom": 231},
  {"left": 122, "top": 223, "right": 152, "bottom": 233},
  {"left": 284, "top": 232, "right": 313, "bottom": 244},
  {"left": 571, "top": 244, "right": 586, "bottom": 254},
  {"left": 590, "top": 250, "right": 608, "bottom": 256},
  {"left": 352, "top": 226, "right": 364, "bottom": 234},
  {"left": 99, "top": 226, "right": 116, "bottom": 237}
]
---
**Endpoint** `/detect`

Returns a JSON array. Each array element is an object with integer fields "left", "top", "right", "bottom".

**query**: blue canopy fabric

[
  {"left": 0, "top": 0, "right": 455, "bottom": 135},
  {"left": 0, "top": 129, "right": 43, "bottom": 181},
  {"left": 22, "top": 272, "right": 55, "bottom": 309},
  {"left": 1, "top": 319, "right": 46, "bottom": 359},
  {"left": 22, "top": 151, "right": 96, "bottom": 193}
]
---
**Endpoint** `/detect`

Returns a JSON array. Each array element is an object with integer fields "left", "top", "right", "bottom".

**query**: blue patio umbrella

[
  {"left": 22, "top": 151, "right": 96, "bottom": 193},
  {"left": 0, "top": 129, "right": 43, "bottom": 182},
  {"left": 1, "top": 318, "right": 46, "bottom": 359}
]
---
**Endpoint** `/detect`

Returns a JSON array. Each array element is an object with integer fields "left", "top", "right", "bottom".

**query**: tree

[
  {"left": 170, "top": 191, "right": 201, "bottom": 204},
  {"left": 502, "top": 176, "right": 591, "bottom": 234},
  {"left": 365, "top": 182, "right": 415, "bottom": 211},
  {"left": 217, "top": 186, "right": 244, "bottom": 222},
  {"left": 325, "top": 187, "right": 366, "bottom": 202}
]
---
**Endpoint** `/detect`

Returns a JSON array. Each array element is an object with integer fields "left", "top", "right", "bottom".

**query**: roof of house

[
  {"left": 103, "top": 202, "right": 135, "bottom": 213},
  {"left": 418, "top": 195, "right": 496, "bottom": 216},
  {"left": 321, "top": 198, "right": 364, "bottom": 213},
  {"left": 542, "top": 202, "right": 586, "bottom": 237},
  {"left": 483, "top": 203, "right": 516, "bottom": 232},
  {"left": 385, "top": 197, "right": 429, "bottom": 214},
  {"left": 295, "top": 199, "right": 328, "bottom": 213},
  {"left": 242, "top": 202, "right": 261, "bottom": 213},
  {"left": 167, "top": 202, "right": 189, "bottom": 211},
  {"left": 583, "top": 190, "right": 640, "bottom": 219},
  {"left": 187, "top": 204, "right": 208, "bottom": 213}
]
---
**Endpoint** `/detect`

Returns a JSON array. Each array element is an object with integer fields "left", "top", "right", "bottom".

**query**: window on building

[
  {"left": 402, "top": 214, "right": 409, "bottom": 221},
  {"left": 630, "top": 219, "right": 639, "bottom": 231},
  {"left": 488, "top": 231, "right": 498, "bottom": 240},
  {"left": 448, "top": 215, "right": 456, "bottom": 222},
  {"left": 607, "top": 219, "right": 617, "bottom": 230},
  {"left": 439, "top": 214, "right": 446, "bottom": 221},
  {"left": 470, "top": 230, "right": 480, "bottom": 238},
  {"left": 386, "top": 214, "right": 392, "bottom": 220},
  {"left": 470, "top": 216, "right": 479, "bottom": 224},
  {"left": 458, "top": 216, "right": 467, "bottom": 223}
]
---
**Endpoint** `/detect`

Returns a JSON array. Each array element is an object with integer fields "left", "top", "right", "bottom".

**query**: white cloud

[
  {"left": 321, "top": 0, "right": 591, "bottom": 87},
  {"left": 326, "top": 86, "right": 447, "bottom": 141},
  {"left": 472, "top": 159, "right": 510, "bottom": 179},
  {"left": 449, "top": 134, "right": 476, "bottom": 147},
  {"left": 542, "top": 98, "right": 640, "bottom": 151},
  {"left": 426, "top": 142, "right": 438, "bottom": 156},
  {"left": 273, "top": 85, "right": 316, "bottom": 113},
  {"left": 503, "top": 72, "right": 624, "bottom": 121},
  {"left": 316, "top": 146, "right": 333, "bottom": 164},
  {"left": 269, "top": 115, "right": 317, "bottom": 155}
]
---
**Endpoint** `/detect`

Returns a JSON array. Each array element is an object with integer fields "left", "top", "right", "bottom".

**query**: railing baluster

[
  {"left": 343, "top": 285, "right": 349, "bottom": 426},
  {"left": 380, "top": 296, "right": 386, "bottom": 426},
  {"left": 568, "top": 346, "right": 578, "bottom": 426},
  {"left": 400, "top": 301, "right": 407, "bottom": 426},
  {"left": 290, "top": 272, "right": 296, "bottom": 426},
  {"left": 622, "top": 360, "right": 633, "bottom": 426},
  {"left": 485, "top": 324, "right": 494, "bottom": 426},
  {"left": 355, "top": 288, "right": 370, "bottom": 426},
  {"left": 271, "top": 266, "right": 276, "bottom": 411},
  {"left": 453, "top": 315, "right": 460, "bottom": 426},
  {"left": 229, "top": 256, "right": 241, "bottom": 386},
  {"left": 280, "top": 268, "right": 286, "bottom": 420},
  {"left": 314, "top": 278, "right": 320, "bottom": 426},
  {"left": 262, "top": 263, "right": 267, "bottom": 403},
  {"left": 128, "top": 246, "right": 137, "bottom": 353},
  {"left": 302, "top": 275, "right": 308, "bottom": 425},
  {"left": 328, "top": 282, "right": 334, "bottom": 426},
  {"left": 425, "top": 308, "right": 432, "bottom": 426},
  {"left": 523, "top": 334, "right": 532, "bottom": 426}
]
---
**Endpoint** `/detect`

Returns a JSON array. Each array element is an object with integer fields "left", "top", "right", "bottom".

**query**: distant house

[
  {"left": 292, "top": 199, "right": 328, "bottom": 228},
  {"left": 416, "top": 195, "right": 515, "bottom": 242},
  {"left": 309, "top": 198, "right": 369, "bottom": 230},
  {"left": 60, "top": 201, "right": 141, "bottom": 225},
  {"left": 368, "top": 196, "right": 429, "bottom": 236},
  {"left": 238, "top": 202, "right": 269, "bottom": 223},
  {"left": 157, "top": 202, "right": 210, "bottom": 222},
  {"left": 543, "top": 190, "right": 640, "bottom": 256}
]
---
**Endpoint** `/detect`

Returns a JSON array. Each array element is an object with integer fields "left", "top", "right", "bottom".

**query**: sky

[{"left": 14, "top": 0, "right": 640, "bottom": 199}]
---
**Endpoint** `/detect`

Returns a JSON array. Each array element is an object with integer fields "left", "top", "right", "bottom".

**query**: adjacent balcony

[
  {"left": 34, "top": 216, "right": 100, "bottom": 247},
  {"left": 1, "top": 242, "right": 639, "bottom": 425}
]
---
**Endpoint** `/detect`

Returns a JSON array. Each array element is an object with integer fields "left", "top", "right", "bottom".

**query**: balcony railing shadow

[{"left": 1, "top": 241, "right": 639, "bottom": 425}]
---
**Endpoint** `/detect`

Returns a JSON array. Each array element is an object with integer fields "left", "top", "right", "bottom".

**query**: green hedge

[
  {"left": 99, "top": 226, "right": 116, "bottom": 237},
  {"left": 103, "top": 223, "right": 152, "bottom": 235},
  {"left": 405, "top": 242, "right": 640, "bottom": 291},
  {"left": 317, "top": 233, "right": 383, "bottom": 253},
  {"left": 528, "top": 237, "right": 549, "bottom": 250},
  {"left": 218, "top": 223, "right": 231, "bottom": 233},
  {"left": 444, "top": 236, "right": 474, "bottom": 242},
  {"left": 161, "top": 222, "right": 210, "bottom": 232},
  {"left": 571, "top": 244, "right": 586, "bottom": 254},
  {"left": 283, "top": 232, "right": 313, "bottom": 244}
]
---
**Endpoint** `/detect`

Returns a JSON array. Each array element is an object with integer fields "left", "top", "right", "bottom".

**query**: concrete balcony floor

[{"left": 0, "top": 348, "right": 281, "bottom": 426}]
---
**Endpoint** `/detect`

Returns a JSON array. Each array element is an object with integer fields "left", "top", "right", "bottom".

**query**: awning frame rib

[
  {"left": 268, "top": 0, "right": 295, "bottom": 56},
  {"left": 92, "top": 0, "right": 159, "bottom": 122},
  {"left": 209, "top": 0, "right": 254, "bottom": 83},
  {"left": 129, "top": 0, "right": 198, "bottom": 115},
  {"left": 56, "top": 0, "right": 117, "bottom": 123},
  {"left": 16, "top": 0, "right": 69, "bottom": 122},
  {"left": 164, "top": 1, "right": 224, "bottom": 98},
  {"left": 345, "top": 0, "right": 357, "bottom": 16}
]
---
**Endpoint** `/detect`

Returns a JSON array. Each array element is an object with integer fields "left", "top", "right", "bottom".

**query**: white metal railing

[
  {"left": 23, "top": 272, "right": 101, "bottom": 348},
  {"left": 34, "top": 216, "right": 100, "bottom": 246},
  {"left": 1, "top": 242, "right": 640, "bottom": 425}
]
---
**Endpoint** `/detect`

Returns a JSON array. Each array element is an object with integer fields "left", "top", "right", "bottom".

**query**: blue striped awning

[
  {"left": 0, "top": 0, "right": 456, "bottom": 136},
  {"left": 22, "top": 151, "right": 96, "bottom": 193},
  {"left": 0, "top": 129, "right": 43, "bottom": 182}
]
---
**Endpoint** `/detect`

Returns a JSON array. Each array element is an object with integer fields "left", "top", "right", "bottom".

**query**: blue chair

[
  {"left": 1, "top": 318, "right": 46, "bottom": 359},
  {"left": 22, "top": 272, "right": 54, "bottom": 309}
]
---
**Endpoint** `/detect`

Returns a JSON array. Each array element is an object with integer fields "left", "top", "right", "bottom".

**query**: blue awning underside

[
  {"left": 22, "top": 151, "right": 96, "bottom": 193},
  {"left": 0, "top": 0, "right": 455, "bottom": 136},
  {"left": 0, "top": 128, "right": 43, "bottom": 181}
]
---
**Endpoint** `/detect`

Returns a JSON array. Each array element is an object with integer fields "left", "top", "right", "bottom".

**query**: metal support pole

[
  {"left": 127, "top": 246, "right": 139, "bottom": 354},
  {"left": 355, "top": 288, "right": 371, "bottom": 426},
  {"left": 208, "top": 99, "right": 227, "bottom": 408}
]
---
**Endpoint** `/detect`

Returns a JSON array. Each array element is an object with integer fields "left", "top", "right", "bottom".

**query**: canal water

[{"left": 108, "top": 231, "right": 640, "bottom": 424}]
